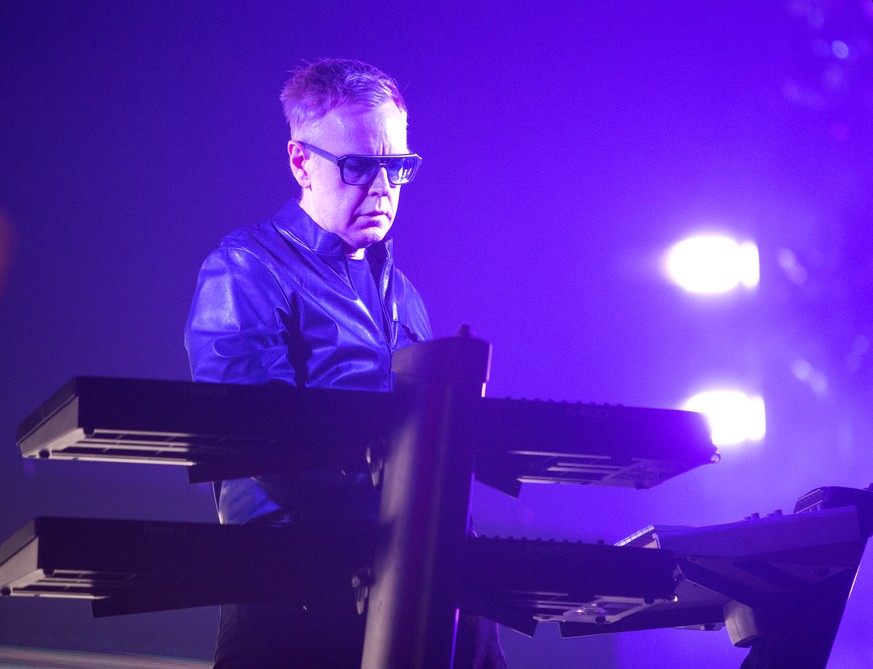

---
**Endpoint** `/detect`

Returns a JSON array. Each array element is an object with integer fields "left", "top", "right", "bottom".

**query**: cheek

[
  {"left": 321, "top": 183, "right": 352, "bottom": 219},
  {"left": 383, "top": 189, "right": 401, "bottom": 217},
  {"left": 341, "top": 190, "right": 368, "bottom": 224}
]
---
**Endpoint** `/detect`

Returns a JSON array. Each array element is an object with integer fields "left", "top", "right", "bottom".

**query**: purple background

[{"left": 1, "top": 1, "right": 872, "bottom": 666}]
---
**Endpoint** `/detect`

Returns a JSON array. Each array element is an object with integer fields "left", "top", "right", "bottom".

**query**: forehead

[{"left": 311, "top": 102, "right": 408, "bottom": 153}]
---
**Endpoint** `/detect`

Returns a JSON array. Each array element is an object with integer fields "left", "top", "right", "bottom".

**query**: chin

[{"left": 358, "top": 226, "right": 391, "bottom": 246}]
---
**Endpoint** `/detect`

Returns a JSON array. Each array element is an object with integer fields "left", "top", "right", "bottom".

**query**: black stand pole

[{"left": 361, "top": 331, "right": 491, "bottom": 669}]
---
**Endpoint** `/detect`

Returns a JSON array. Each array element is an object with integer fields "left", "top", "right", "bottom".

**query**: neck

[
  {"left": 345, "top": 245, "right": 366, "bottom": 260},
  {"left": 298, "top": 197, "right": 367, "bottom": 259}
]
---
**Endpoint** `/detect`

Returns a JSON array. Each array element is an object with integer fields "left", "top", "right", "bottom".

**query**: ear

[{"left": 288, "top": 141, "right": 311, "bottom": 189}]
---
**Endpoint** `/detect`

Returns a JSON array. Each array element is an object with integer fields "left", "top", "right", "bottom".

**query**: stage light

[
  {"left": 666, "top": 235, "right": 759, "bottom": 293},
  {"left": 683, "top": 390, "right": 766, "bottom": 446}
]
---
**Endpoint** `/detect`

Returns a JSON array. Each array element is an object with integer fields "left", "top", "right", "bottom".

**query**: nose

[{"left": 368, "top": 166, "right": 394, "bottom": 195}]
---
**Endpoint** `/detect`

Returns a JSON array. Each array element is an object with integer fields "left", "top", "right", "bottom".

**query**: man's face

[{"left": 291, "top": 101, "right": 409, "bottom": 257}]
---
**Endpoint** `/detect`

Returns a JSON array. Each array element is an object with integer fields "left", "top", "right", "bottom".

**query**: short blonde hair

[{"left": 280, "top": 58, "right": 407, "bottom": 139}]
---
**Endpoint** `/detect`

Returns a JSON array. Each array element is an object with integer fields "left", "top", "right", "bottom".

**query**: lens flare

[
  {"left": 683, "top": 390, "right": 766, "bottom": 446},
  {"left": 666, "top": 235, "right": 759, "bottom": 293}
]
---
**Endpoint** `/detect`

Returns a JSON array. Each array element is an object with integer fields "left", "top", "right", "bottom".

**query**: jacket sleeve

[{"left": 184, "top": 244, "right": 298, "bottom": 386}]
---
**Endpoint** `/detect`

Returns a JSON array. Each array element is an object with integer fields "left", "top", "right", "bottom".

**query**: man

[{"left": 185, "top": 59, "right": 505, "bottom": 668}]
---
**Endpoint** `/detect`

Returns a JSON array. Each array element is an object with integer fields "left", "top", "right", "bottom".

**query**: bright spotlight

[
  {"left": 666, "top": 235, "right": 759, "bottom": 293},
  {"left": 683, "top": 390, "right": 766, "bottom": 446}
]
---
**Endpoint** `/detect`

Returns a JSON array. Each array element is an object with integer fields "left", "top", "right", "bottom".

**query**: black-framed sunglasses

[{"left": 295, "top": 141, "right": 422, "bottom": 186}]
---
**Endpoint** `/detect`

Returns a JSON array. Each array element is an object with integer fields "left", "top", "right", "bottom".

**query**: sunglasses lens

[
  {"left": 342, "top": 157, "right": 379, "bottom": 185},
  {"left": 339, "top": 155, "right": 421, "bottom": 185},
  {"left": 387, "top": 157, "right": 418, "bottom": 184}
]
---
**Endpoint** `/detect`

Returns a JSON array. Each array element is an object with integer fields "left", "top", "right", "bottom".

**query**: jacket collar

[{"left": 274, "top": 199, "right": 393, "bottom": 262}]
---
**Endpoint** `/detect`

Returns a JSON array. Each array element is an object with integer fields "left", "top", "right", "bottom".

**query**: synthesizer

[
  {"left": 1, "top": 487, "right": 869, "bottom": 643},
  {"left": 17, "top": 376, "right": 718, "bottom": 492},
  {"left": 0, "top": 516, "right": 675, "bottom": 626}
]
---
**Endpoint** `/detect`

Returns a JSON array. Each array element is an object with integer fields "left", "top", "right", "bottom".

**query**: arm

[{"left": 184, "top": 244, "right": 298, "bottom": 386}]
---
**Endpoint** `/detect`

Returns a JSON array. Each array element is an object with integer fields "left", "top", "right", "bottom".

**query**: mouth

[{"left": 360, "top": 211, "right": 391, "bottom": 224}]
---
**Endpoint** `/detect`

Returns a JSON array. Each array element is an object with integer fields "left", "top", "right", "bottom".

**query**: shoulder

[
  {"left": 192, "top": 219, "right": 292, "bottom": 302},
  {"left": 216, "top": 218, "right": 280, "bottom": 257},
  {"left": 392, "top": 266, "right": 425, "bottom": 300},
  {"left": 392, "top": 266, "right": 433, "bottom": 341},
  {"left": 204, "top": 201, "right": 305, "bottom": 275}
]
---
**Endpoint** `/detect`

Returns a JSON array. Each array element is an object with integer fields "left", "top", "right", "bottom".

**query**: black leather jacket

[{"left": 184, "top": 199, "right": 432, "bottom": 524}]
